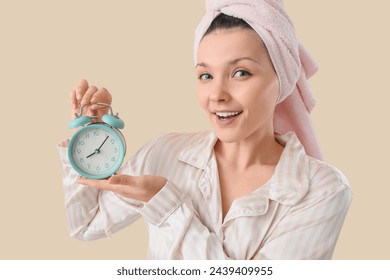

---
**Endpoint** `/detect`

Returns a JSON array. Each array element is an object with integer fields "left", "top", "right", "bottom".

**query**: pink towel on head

[{"left": 194, "top": 0, "right": 323, "bottom": 160}]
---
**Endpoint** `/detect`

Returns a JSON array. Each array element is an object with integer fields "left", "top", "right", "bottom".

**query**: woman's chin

[{"left": 213, "top": 129, "right": 242, "bottom": 144}]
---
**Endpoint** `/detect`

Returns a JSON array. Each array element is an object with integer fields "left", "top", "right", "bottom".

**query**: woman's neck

[{"left": 214, "top": 131, "right": 284, "bottom": 171}]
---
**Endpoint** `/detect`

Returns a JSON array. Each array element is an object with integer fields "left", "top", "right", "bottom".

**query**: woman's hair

[
  {"left": 203, "top": 13, "right": 269, "bottom": 56},
  {"left": 204, "top": 13, "right": 253, "bottom": 37}
]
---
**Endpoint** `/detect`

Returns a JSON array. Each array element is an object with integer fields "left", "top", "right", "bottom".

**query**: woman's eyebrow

[
  {"left": 195, "top": 62, "right": 208, "bottom": 68},
  {"left": 195, "top": 57, "right": 261, "bottom": 69},
  {"left": 228, "top": 57, "right": 261, "bottom": 65}
]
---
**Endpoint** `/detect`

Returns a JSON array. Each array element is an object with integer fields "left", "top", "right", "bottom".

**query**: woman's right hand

[{"left": 69, "top": 79, "right": 112, "bottom": 123}]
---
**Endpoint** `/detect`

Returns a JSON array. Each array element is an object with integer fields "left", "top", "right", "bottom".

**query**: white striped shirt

[{"left": 58, "top": 131, "right": 352, "bottom": 259}]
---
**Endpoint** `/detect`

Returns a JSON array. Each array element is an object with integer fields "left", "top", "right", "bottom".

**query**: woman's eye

[
  {"left": 233, "top": 70, "right": 251, "bottom": 77},
  {"left": 199, "top": 73, "right": 213, "bottom": 80}
]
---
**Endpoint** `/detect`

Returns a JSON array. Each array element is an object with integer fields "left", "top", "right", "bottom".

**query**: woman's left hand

[{"left": 77, "top": 174, "right": 168, "bottom": 202}]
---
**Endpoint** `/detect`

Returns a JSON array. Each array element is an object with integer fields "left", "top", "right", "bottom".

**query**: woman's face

[{"left": 196, "top": 28, "right": 279, "bottom": 143}]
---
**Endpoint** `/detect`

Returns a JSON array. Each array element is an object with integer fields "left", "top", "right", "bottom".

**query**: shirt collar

[
  {"left": 270, "top": 132, "right": 310, "bottom": 205},
  {"left": 178, "top": 131, "right": 310, "bottom": 206},
  {"left": 178, "top": 131, "right": 218, "bottom": 170}
]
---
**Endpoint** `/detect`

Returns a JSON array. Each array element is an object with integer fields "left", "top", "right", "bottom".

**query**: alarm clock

[{"left": 68, "top": 102, "right": 126, "bottom": 179}]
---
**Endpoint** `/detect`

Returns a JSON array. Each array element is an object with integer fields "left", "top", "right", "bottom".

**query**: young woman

[{"left": 58, "top": 0, "right": 351, "bottom": 259}]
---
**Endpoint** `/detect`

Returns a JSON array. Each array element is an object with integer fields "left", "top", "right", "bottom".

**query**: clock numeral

[
  {"left": 110, "top": 139, "right": 115, "bottom": 144},
  {"left": 78, "top": 140, "right": 85, "bottom": 146},
  {"left": 114, "top": 147, "right": 118, "bottom": 153},
  {"left": 79, "top": 158, "right": 84, "bottom": 163},
  {"left": 96, "top": 166, "right": 100, "bottom": 172},
  {"left": 94, "top": 130, "right": 100, "bottom": 136},
  {"left": 76, "top": 149, "right": 81, "bottom": 154},
  {"left": 87, "top": 163, "right": 91, "bottom": 169},
  {"left": 105, "top": 163, "right": 109, "bottom": 169},
  {"left": 85, "top": 133, "right": 90, "bottom": 139},
  {"left": 111, "top": 157, "right": 116, "bottom": 162}
]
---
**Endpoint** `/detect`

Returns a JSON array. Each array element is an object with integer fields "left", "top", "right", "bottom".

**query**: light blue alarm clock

[{"left": 68, "top": 103, "right": 126, "bottom": 179}]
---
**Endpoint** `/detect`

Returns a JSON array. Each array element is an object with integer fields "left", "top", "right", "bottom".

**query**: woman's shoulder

[{"left": 305, "top": 156, "right": 352, "bottom": 201}]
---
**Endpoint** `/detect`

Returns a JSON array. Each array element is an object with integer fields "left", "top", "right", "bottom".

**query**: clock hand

[
  {"left": 97, "top": 136, "right": 109, "bottom": 151},
  {"left": 86, "top": 136, "right": 109, "bottom": 159},
  {"left": 86, "top": 151, "right": 97, "bottom": 158}
]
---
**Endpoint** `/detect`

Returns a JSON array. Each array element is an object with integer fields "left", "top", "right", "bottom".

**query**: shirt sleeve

[
  {"left": 253, "top": 183, "right": 352, "bottom": 260},
  {"left": 58, "top": 138, "right": 152, "bottom": 240}
]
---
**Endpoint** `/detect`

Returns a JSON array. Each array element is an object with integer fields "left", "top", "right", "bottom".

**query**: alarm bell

[{"left": 68, "top": 102, "right": 125, "bottom": 129}]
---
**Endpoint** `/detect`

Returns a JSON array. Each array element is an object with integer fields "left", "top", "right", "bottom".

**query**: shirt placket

[{"left": 197, "top": 164, "right": 225, "bottom": 240}]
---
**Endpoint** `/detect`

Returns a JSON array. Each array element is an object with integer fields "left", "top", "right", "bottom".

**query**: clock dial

[{"left": 69, "top": 124, "right": 125, "bottom": 179}]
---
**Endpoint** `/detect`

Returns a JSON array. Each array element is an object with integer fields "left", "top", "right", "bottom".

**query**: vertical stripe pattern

[{"left": 58, "top": 130, "right": 351, "bottom": 259}]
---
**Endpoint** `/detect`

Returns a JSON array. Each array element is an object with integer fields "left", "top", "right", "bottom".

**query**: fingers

[
  {"left": 77, "top": 176, "right": 133, "bottom": 192},
  {"left": 80, "top": 85, "right": 98, "bottom": 106},
  {"left": 77, "top": 175, "right": 167, "bottom": 202},
  {"left": 75, "top": 79, "right": 89, "bottom": 102},
  {"left": 69, "top": 79, "right": 89, "bottom": 114},
  {"left": 73, "top": 80, "right": 112, "bottom": 108},
  {"left": 69, "top": 89, "right": 77, "bottom": 110},
  {"left": 77, "top": 178, "right": 113, "bottom": 191},
  {"left": 91, "top": 87, "right": 112, "bottom": 105},
  {"left": 90, "top": 87, "right": 112, "bottom": 112},
  {"left": 77, "top": 176, "right": 141, "bottom": 201},
  {"left": 70, "top": 79, "right": 112, "bottom": 119}
]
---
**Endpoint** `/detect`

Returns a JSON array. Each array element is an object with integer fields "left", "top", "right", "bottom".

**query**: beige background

[{"left": 0, "top": 0, "right": 389, "bottom": 259}]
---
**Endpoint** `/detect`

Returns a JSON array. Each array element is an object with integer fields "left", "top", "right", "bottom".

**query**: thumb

[{"left": 109, "top": 174, "right": 132, "bottom": 185}]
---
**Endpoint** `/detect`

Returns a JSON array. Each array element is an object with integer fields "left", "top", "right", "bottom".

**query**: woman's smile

[{"left": 212, "top": 110, "right": 243, "bottom": 126}]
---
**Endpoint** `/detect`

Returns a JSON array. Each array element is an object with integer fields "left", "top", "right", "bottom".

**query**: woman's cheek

[{"left": 196, "top": 85, "right": 208, "bottom": 111}]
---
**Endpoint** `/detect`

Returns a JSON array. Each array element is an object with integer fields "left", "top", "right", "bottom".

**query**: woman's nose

[{"left": 209, "top": 79, "right": 230, "bottom": 102}]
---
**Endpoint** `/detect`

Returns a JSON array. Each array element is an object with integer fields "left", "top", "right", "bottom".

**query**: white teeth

[{"left": 215, "top": 111, "right": 241, "bottom": 117}]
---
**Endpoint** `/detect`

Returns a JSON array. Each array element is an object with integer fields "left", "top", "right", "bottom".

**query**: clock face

[{"left": 68, "top": 124, "right": 126, "bottom": 179}]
